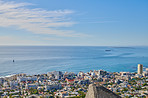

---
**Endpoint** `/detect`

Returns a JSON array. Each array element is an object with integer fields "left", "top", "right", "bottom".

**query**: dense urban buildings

[{"left": 0, "top": 64, "right": 148, "bottom": 98}]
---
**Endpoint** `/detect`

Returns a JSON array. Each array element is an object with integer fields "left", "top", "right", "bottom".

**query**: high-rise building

[{"left": 137, "top": 64, "right": 143, "bottom": 74}]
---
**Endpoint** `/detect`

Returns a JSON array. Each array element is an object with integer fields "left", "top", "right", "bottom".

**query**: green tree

[
  {"left": 143, "top": 83, "right": 147, "bottom": 86},
  {"left": 122, "top": 87, "right": 128, "bottom": 92},
  {"left": 9, "top": 94, "right": 13, "bottom": 98}
]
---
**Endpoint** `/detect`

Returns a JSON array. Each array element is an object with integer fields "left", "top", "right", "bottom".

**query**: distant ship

[
  {"left": 105, "top": 50, "right": 111, "bottom": 51},
  {"left": 13, "top": 60, "right": 15, "bottom": 62}
]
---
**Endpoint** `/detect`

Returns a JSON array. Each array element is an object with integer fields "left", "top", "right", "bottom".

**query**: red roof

[{"left": 65, "top": 78, "right": 74, "bottom": 82}]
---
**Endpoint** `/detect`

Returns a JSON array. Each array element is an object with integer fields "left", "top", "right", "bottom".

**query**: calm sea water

[{"left": 0, "top": 46, "right": 148, "bottom": 76}]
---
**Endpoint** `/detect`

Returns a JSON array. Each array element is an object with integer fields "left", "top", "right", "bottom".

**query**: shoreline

[{"left": 0, "top": 69, "right": 139, "bottom": 79}]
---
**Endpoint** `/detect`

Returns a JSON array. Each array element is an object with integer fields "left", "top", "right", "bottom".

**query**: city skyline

[{"left": 0, "top": 0, "right": 148, "bottom": 46}]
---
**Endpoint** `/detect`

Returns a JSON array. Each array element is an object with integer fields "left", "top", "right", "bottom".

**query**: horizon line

[{"left": 0, "top": 45, "right": 148, "bottom": 47}]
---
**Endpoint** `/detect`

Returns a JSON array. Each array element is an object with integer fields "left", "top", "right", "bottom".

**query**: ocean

[{"left": 0, "top": 46, "right": 148, "bottom": 76}]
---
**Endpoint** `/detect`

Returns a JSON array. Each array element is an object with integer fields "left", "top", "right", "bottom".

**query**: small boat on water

[
  {"left": 13, "top": 60, "right": 15, "bottom": 62},
  {"left": 105, "top": 50, "right": 111, "bottom": 51}
]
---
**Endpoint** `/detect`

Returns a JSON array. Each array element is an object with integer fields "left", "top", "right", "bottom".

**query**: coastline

[{"left": 0, "top": 67, "right": 148, "bottom": 98}]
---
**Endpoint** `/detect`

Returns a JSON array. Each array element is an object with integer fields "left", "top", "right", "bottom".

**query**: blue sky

[{"left": 0, "top": 0, "right": 148, "bottom": 46}]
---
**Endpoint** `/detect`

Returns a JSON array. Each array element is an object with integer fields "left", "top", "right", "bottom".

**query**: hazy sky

[{"left": 0, "top": 0, "right": 148, "bottom": 46}]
